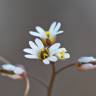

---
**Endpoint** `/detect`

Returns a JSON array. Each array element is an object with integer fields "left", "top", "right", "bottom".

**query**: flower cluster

[{"left": 23, "top": 21, "right": 70, "bottom": 64}]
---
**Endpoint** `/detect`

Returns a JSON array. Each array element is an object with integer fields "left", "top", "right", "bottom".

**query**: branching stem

[{"left": 56, "top": 62, "right": 77, "bottom": 74}]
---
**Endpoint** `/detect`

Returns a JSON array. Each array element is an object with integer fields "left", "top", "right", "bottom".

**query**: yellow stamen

[
  {"left": 46, "top": 31, "right": 51, "bottom": 38},
  {"left": 44, "top": 31, "right": 56, "bottom": 45},
  {"left": 39, "top": 48, "right": 49, "bottom": 60},
  {"left": 58, "top": 51, "right": 65, "bottom": 60},
  {"left": 43, "top": 53, "right": 48, "bottom": 59}
]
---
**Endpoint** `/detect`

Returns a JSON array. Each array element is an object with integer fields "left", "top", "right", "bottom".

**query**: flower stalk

[
  {"left": 48, "top": 63, "right": 56, "bottom": 96},
  {"left": 56, "top": 62, "right": 76, "bottom": 74},
  {"left": 24, "top": 75, "right": 30, "bottom": 96}
]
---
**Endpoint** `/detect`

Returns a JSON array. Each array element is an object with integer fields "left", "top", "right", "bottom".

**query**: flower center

[
  {"left": 46, "top": 31, "right": 51, "bottom": 38},
  {"left": 44, "top": 31, "right": 55, "bottom": 46},
  {"left": 40, "top": 48, "right": 49, "bottom": 60},
  {"left": 58, "top": 51, "right": 65, "bottom": 60}
]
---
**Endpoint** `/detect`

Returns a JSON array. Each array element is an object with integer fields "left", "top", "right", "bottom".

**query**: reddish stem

[{"left": 48, "top": 63, "right": 56, "bottom": 96}]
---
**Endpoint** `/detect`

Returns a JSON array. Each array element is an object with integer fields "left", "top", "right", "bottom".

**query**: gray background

[{"left": 0, "top": 0, "right": 96, "bottom": 96}]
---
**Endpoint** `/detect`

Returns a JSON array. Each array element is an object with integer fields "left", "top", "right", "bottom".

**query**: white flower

[
  {"left": 2, "top": 64, "right": 16, "bottom": 71},
  {"left": 23, "top": 38, "right": 61, "bottom": 64},
  {"left": 56, "top": 48, "right": 70, "bottom": 60},
  {"left": 0, "top": 64, "right": 26, "bottom": 79},
  {"left": 76, "top": 56, "right": 96, "bottom": 71},
  {"left": 78, "top": 56, "right": 96, "bottom": 63},
  {"left": 29, "top": 21, "right": 64, "bottom": 45}
]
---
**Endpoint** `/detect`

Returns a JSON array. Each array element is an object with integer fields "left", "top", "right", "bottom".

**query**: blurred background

[{"left": 0, "top": 0, "right": 96, "bottom": 96}]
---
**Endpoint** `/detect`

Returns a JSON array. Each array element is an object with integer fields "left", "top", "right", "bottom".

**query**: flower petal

[
  {"left": 49, "top": 22, "right": 56, "bottom": 32},
  {"left": 54, "top": 22, "right": 61, "bottom": 33},
  {"left": 43, "top": 59, "right": 50, "bottom": 64},
  {"left": 24, "top": 54, "right": 38, "bottom": 59},
  {"left": 29, "top": 31, "right": 42, "bottom": 38},
  {"left": 55, "top": 31, "right": 64, "bottom": 35},
  {"left": 48, "top": 56, "right": 58, "bottom": 62},
  {"left": 23, "top": 48, "right": 36, "bottom": 55},
  {"left": 59, "top": 48, "right": 67, "bottom": 52},
  {"left": 78, "top": 56, "right": 96, "bottom": 63},
  {"left": 49, "top": 43, "right": 61, "bottom": 53},
  {"left": 2, "top": 64, "right": 15, "bottom": 71},
  {"left": 14, "top": 67, "right": 25, "bottom": 75},
  {"left": 64, "top": 53, "right": 70, "bottom": 59},
  {"left": 36, "top": 26, "right": 46, "bottom": 38},
  {"left": 29, "top": 41, "right": 38, "bottom": 50},
  {"left": 35, "top": 38, "right": 44, "bottom": 49}
]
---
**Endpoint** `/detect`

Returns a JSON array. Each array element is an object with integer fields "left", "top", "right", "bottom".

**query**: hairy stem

[{"left": 48, "top": 63, "right": 56, "bottom": 96}]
